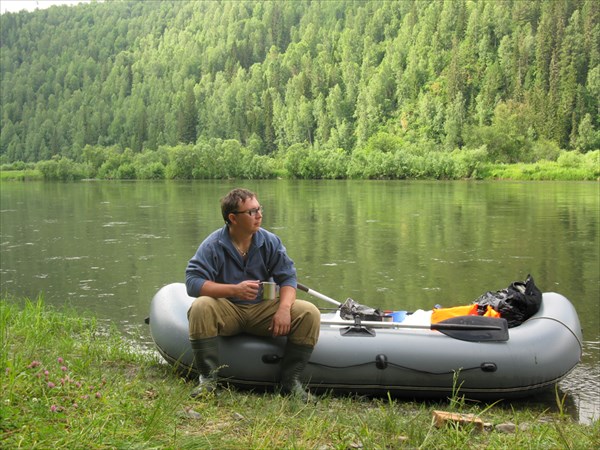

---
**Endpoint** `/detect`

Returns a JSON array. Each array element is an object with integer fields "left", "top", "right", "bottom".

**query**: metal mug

[{"left": 262, "top": 282, "right": 277, "bottom": 300}]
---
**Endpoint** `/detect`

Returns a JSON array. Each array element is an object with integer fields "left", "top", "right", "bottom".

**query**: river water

[{"left": 1, "top": 180, "right": 598, "bottom": 423}]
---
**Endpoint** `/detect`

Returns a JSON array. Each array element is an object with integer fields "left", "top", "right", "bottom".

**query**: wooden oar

[{"left": 298, "top": 282, "right": 509, "bottom": 342}]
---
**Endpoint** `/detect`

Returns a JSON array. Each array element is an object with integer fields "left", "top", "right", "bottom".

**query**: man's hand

[
  {"left": 269, "top": 285, "right": 295, "bottom": 336},
  {"left": 270, "top": 306, "right": 291, "bottom": 337},
  {"left": 236, "top": 280, "right": 260, "bottom": 301}
]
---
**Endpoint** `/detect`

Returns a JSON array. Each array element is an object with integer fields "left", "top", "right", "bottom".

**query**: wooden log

[{"left": 432, "top": 410, "right": 484, "bottom": 431}]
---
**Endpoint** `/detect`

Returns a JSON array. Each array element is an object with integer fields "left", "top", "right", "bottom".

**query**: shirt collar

[{"left": 218, "top": 225, "right": 265, "bottom": 250}]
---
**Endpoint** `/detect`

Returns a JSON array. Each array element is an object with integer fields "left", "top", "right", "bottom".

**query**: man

[{"left": 185, "top": 188, "right": 320, "bottom": 400}]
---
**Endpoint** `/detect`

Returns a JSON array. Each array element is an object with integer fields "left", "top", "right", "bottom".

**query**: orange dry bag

[{"left": 431, "top": 304, "right": 500, "bottom": 323}]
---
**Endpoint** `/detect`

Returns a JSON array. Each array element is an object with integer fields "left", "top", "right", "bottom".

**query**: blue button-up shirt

[{"left": 185, "top": 225, "right": 297, "bottom": 304}]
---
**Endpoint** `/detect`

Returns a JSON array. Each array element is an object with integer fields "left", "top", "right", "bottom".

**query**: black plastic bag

[
  {"left": 339, "top": 298, "right": 384, "bottom": 321},
  {"left": 474, "top": 274, "right": 542, "bottom": 328}
]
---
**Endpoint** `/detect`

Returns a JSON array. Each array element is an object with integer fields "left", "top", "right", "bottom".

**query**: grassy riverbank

[
  {"left": 1, "top": 298, "right": 598, "bottom": 449},
  {"left": 0, "top": 168, "right": 43, "bottom": 181},
  {"left": 1, "top": 148, "right": 598, "bottom": 182}
]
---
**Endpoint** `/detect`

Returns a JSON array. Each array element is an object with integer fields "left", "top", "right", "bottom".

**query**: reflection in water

[
  {"left": 560, "top": 360, "right": 600, "bottom": 424},
  {"left": 1, "top": 180, "right": 598, "bottom": 423},
  {"left": 500, "top": 380, "right": 588, "bottom": 425}
]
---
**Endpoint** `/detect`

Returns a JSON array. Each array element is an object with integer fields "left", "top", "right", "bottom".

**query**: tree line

[{"left": 0, "top": 0, "right": 598, "bottom": 179}]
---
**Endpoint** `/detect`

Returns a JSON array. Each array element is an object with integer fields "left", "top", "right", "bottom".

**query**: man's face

[{"left": 231, "top": 196, "right": 262, "bottom": 232}]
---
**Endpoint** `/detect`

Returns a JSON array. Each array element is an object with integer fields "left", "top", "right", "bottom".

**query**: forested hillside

[{"left": 1, "top": 0, "right": 598, "bottom": 180}]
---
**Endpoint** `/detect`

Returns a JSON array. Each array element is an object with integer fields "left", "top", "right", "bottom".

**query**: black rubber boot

[
  {"left": 190, "top": 337, "right": 219, "bottom": 398},
  {"left": 279, "top": 342, "right": 313, "bottom": 402}
]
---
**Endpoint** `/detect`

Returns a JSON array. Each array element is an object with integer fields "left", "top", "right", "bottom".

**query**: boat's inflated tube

[{"left": 148, "top": 283, "right": 582, "bottom": 400}]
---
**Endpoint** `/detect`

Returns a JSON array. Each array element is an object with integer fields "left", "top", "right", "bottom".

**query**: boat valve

[
  {"left": 262, "top": 354, "right": 282, "bottom": 364},
  {"left": 375, "top": 354, "right": 388, "bottom": 370},
  {"left": 480, "top": 362, "right": 497, "bottom": 372}
]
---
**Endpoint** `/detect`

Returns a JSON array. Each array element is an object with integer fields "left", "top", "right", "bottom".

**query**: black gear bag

[{"left": 474, "top": 274, "right": 542, "bottom": 328}]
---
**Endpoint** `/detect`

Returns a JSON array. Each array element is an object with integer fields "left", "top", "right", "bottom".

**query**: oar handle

[{"left": 297, "top": 282, "right": 341, "bottom": 307}]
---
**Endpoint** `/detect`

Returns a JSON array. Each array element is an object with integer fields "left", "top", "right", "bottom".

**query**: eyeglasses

[{"left": 232, "top": 206, "right": 263, "bottom": 217}]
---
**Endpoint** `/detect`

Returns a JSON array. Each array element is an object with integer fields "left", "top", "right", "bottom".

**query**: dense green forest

[{"left": 1, "top": 0, "right": 598, "bottom": 180}]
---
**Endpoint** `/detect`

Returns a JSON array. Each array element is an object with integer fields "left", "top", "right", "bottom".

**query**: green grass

[
  {"left": 1, "top": 297, "right": 598, "bottom": 449},
  {"left": 485, "top": 161, "right": 599, "bottom": 181},
  {"left": 0, "top": 169, "right": 43, "bottom": 181}
]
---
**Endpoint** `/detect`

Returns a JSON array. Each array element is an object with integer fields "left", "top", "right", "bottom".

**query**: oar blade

[{"left": 433, "top": 316, "right": 509, "bottom": 342}]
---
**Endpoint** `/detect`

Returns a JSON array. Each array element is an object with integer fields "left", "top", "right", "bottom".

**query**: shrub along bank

[{"left": 1, "top": 139, "right": 598, "bottom": 182}]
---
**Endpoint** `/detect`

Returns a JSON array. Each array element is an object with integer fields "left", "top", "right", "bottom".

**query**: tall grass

[
  {"left": 1, "top": 297, "right": 188, "bottom": 448},
  {"left": 1, "top": 297, "right": 598, "bottom": 448}
]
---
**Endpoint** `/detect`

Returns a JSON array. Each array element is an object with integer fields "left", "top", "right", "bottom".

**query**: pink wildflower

[
  {"left": 47, "top": 381, "right": 55, "bottom": 389},
  {"left": 50, "top": 405, "right": 57, "bottom": 412},
  {"left": 95, "top": 392, "right": 101, "bottom": 399},
  {"left": 57, "top": 357, "right": 64, "bottom": 364},
  {"left": 61, "top": 366, "right": 67, "bottom": 372},
  {"left": 28, "top": 361, "right": 41, "bottom": 369}
]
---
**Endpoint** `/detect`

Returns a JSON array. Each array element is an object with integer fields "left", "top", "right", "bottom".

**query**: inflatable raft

[{"left": 147, "top": 283, "right": 582, "bottom": 400}]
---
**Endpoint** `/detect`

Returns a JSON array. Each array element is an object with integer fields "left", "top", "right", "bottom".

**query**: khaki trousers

[{"left": 188, "top": 297, "right": 320, "bottom": 347}]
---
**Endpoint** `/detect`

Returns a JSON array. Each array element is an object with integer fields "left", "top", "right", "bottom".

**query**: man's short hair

[{"left": 221, "top": 188, "right": 256, "bottom": 224}]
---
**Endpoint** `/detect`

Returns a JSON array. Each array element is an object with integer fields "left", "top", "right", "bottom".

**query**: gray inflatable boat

[{"left": 148, "top": 283, "right": 582, "bottom": 400}]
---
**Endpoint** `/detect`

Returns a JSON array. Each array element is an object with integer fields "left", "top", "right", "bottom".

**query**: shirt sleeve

[
  {"left": 266, "top": 234, "right": 297, "bottom": 289},
  {"left": 185, "top": 238, "right": 220, "bottom": 298}
]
